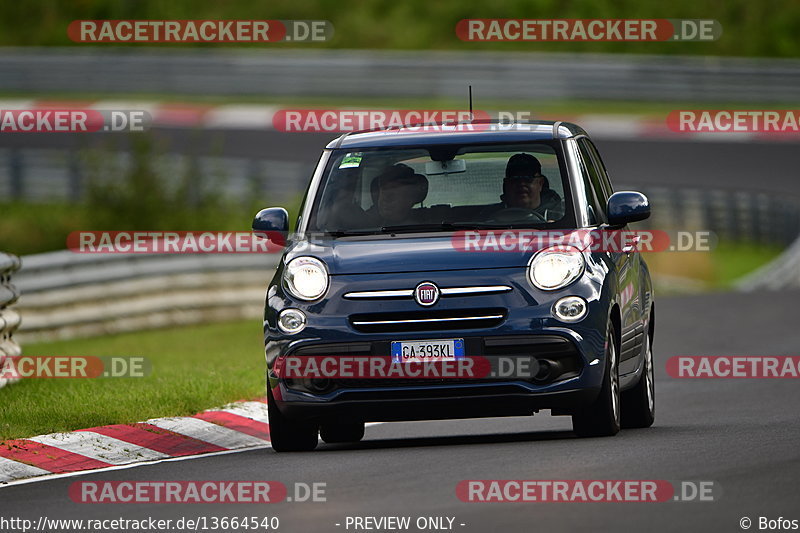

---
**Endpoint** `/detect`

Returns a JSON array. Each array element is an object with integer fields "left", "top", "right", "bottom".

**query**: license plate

[{"left": 391, "top": 339, "right": 465, "bottom": 363}]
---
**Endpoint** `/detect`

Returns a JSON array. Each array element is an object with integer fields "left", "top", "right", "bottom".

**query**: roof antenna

[{"left": 468, "top": 85, "right": 473, "bottom": 120}]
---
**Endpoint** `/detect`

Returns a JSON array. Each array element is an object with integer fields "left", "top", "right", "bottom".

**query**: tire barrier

[{"left": 0, "top": 252, "right": 22, "bottom": 389}]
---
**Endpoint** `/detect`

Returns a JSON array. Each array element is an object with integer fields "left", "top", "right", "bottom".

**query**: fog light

[
  {"left": 304, "top": 377, "right": 332, "bottom": 393},
  {"left": 553, "top": 296, "right": 588, "bottom": 322},
  {"left": 278, "top": 308, "right": 306, "bottom": 334}
]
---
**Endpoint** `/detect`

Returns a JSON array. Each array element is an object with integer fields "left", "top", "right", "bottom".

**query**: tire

[
  {"left": 621, "top": 323, "right": 656, "bottom": 429},
  {"left": 320, "top": 422, "right": 365, "bottom": 444},
  {"left": 572, "top": 321, "right": 621, "bottom": 437},
  {"left": 267, "top": 387, "right": 319, "bottom": 452}
]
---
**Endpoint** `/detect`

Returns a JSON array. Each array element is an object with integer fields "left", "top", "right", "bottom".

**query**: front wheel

[
  {"left": 267, "top": 387, "right": 319, "bottom": 452},
  {"left": 572, "top": 322, "right": 621, "bottom": 437},
  {"left": 621, "top": 324, "right": 656, "bottom": 428}
]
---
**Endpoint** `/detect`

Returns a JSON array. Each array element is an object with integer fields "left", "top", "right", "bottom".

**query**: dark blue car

[{"left": 254, "top": 121, "right": 655, "bottom": 451}]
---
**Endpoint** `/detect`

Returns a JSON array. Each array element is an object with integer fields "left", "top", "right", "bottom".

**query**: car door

[{"left": 577, "top": 138, "right": 644, "bottom": 377}]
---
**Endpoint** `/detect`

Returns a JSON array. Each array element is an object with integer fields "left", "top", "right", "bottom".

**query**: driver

[
  {"left": 364, "top": 163, "right": 429, "bottom": 226},
  {"left": 481, "top": 153, "right": 563, "bottom": 221}
]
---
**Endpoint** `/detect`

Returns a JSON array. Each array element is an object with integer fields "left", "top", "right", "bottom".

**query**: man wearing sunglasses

[{"left": 481, "top": 153, "right": 564, "bottom": 222}]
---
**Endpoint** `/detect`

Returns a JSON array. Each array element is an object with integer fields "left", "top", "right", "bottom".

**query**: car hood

[{"left": 284, "top": 234, "right": 535, "bottom": 275}]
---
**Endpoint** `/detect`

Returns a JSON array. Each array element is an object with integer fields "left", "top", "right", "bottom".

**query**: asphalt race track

[
  {"left": 2, "top": 131, "right": 799, "bottom": 531},
  {"left": 2, "top": 286, "right": 799, "bottom": 530}
]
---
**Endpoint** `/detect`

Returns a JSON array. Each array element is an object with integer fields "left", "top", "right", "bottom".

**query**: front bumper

[
  {"left": 268, "top": 330, "right": 606, "bottom": 423},
  {"left": 277, "top": 385, "right": 599, "bottom": 423},
  {"left": 264, "top": 265, "right": 611, "bottom": 422}
]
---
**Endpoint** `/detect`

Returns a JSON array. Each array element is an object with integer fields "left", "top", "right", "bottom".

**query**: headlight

[
  {"left": 283, "top": 256, "right": 328, "bottom": 300},
  {"left": 528, "top": 246, "right": 585, "bottom": 291}
]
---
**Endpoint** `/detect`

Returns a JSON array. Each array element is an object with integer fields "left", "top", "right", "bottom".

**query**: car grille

[
  {"left": 331, "top": 377, "right": 494, "bottom": 388},
  {"left": 343, "top": 285, "right": 512, "bottom": 300},
  {"left": 284, "top": 335, "right": 583, "bottom": 394},
  {"left": 349, "top": 308, "right": 507, "bottom": 333}
]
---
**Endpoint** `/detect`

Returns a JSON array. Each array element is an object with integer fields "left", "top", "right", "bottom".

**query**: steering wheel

[{"left": 484, "top": 208, "right": 547, "bottom": 224}]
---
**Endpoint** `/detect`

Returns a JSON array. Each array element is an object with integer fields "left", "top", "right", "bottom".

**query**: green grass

[
  {"left": 645, "top": 240, "right": 786, "bottom": 293},
  {"left": 0, "top": 199, "right": 303, "bottom": 257},
  {"left": 710, "top": 241, "right": 783, "bottom": 289},
  {"left": 0, "top": 201, "right": 253, "bottom": 256},
  {"left": 0, "top": 202, "right": 91, "bottom": 256},
  {"left": 0, "top": 320, "right": 265, "bottom": 441},
  {"left": 1, "top": 0, "right": 800, "bottom": 57}
]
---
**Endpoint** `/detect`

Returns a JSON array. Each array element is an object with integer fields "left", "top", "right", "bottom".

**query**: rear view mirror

[
  {"left": 607, "top": 191, "right": 650, "bottom": 227},
  {"left": 425, "top": 159, "right": 466, "bottom": 175}
]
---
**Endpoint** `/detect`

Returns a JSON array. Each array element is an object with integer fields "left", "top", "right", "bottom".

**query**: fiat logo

[{"left": 414, "top": 281, "right": 440, "bottom": 306}]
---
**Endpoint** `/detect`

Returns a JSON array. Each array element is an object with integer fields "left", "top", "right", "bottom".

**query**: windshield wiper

[
  {"left": 380, "top": 222, "right": 553, "bottom": 233},
  {"left": 322, "top": 228, "right": 384, "bottom": 237},
  {"left": 380, "top": 222, "right": 463, "bottom": 233},
  {"left": 380, "top": 222, "right": 499, "bottom": 233},
  {"left": 324, "top": 222, "right": 551, "bottom": 237}
]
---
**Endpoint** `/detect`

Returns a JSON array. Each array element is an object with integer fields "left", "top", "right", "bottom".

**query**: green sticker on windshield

[{"left": 339, "top": 153, "right": 363, "bottom": 169}]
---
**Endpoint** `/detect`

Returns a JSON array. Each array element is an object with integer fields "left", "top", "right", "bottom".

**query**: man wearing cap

[
  {"left": 364, "top": 163, "right": 429, "bottom": 226},
  {"left": 481, "top": 153, "right": 564, "bottom": 222}
]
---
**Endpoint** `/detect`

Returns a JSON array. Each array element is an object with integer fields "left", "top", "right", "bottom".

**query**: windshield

[{"left": 307, "top": 142, "right": 575, "bottom": 235}]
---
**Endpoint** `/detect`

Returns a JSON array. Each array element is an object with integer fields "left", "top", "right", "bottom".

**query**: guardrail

[
  {"left": 0, "top": 148, "right": 311, "bottom": 204},
  {"left": 2, "top": 48, "right": 800, "bottom": 103},
  {"left": 736, "top": 235, "right": 800, "bottom": 291},
  {"left": 632, "top": 185, "right": 800, "bottom": 247},
  {"left": 14, "top": 251, "right": 280, "bottom": 342},
  {"left": 0, "top": 252, "right": 22, "bottom": 388}
]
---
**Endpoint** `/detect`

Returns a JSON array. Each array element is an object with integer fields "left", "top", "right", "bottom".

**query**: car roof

[{"left": 326, "top": 120, "right": 589, "bottom": 149}]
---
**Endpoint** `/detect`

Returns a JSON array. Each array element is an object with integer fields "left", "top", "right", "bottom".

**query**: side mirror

[
  {"left": 607, "top": 191, "right": 650, "bottom": 227},
  {"left": 252, "top": 207, "right": 289, "bottom": 243}
]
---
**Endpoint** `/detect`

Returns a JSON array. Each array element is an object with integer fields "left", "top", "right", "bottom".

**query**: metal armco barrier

[
  {"left": 13, "top": 251, "right": 280, "bottom": 342},
  {"left": 737, "top": 235, "right": 800, "bottom": 291},
  {"left": 2, "top": 48, "right": 800, "bottom": 103},
  {"left": 0, "top": 252, "right": 22, "bottom": 388},
  {"left": 0, "top": 149, "right": 311, "bottom": 205},
  {"left": 632, "top": 185, "right": 800, "bottom": 248}
]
